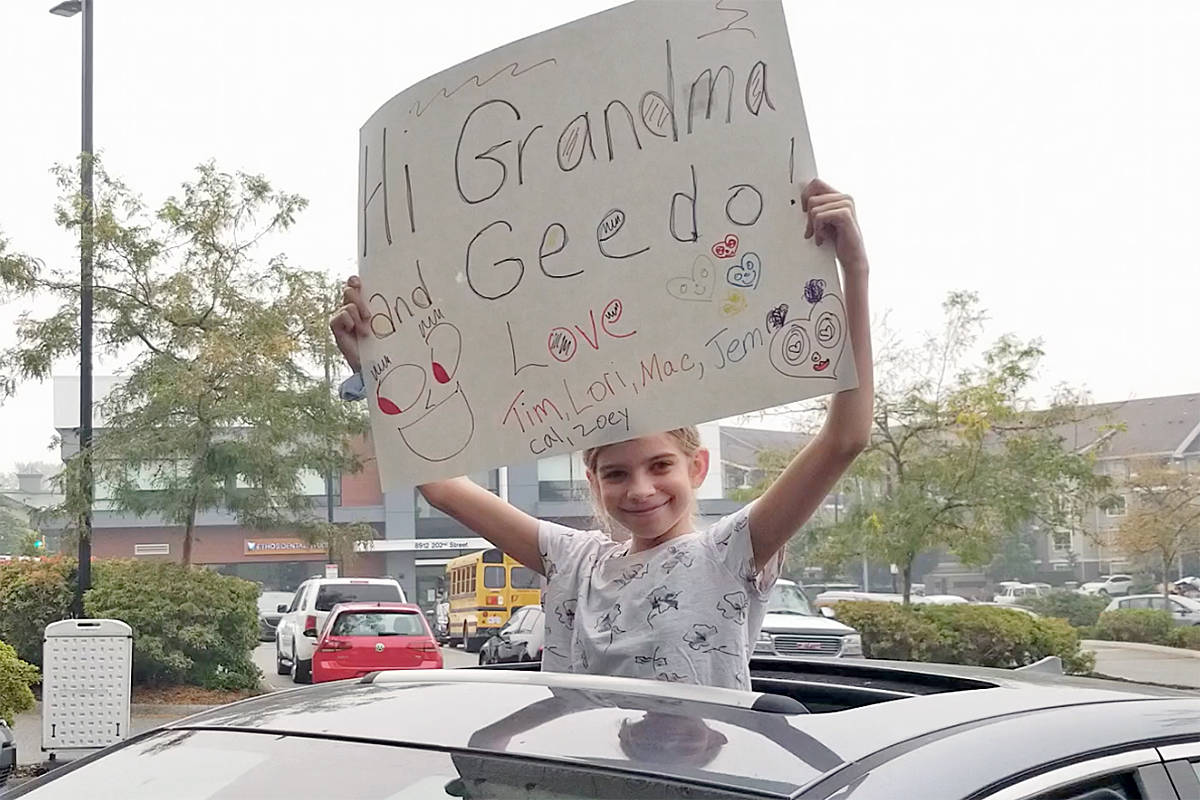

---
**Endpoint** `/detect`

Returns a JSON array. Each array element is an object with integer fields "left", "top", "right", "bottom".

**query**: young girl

[{"left": 331, "top": 178, "right": 873, "bottom": 690}]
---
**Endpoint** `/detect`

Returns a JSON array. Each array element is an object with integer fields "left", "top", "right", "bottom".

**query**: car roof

[
  {"left": 170, "top": 662, "right": 1197, "bottom": 799},
  {"left": 329, "top": 602, "right": 422, "bottom": 613},
  {"left": 306, "top": 576, "right": 400, "bottom": 585}
]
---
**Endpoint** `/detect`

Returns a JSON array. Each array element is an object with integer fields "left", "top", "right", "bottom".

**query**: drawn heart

[
  {"left": 711, "top": 234, "right": 739, "bottom": 259},
  {"left": 666, "top": 255, "right": 715, "bottom": 302},
  {"left": 726, "top": 252, "right": 761, "bottom": 290},
  {"left": 768, "top": 293, "right": 847, "bottom": 380}
]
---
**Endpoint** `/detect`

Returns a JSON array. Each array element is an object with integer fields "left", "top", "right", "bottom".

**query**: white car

[
  {"left": 754, "top": 579, "right": 864, "bottom": 658},
  {"left": 1078, "top": 574, "right": 1134, "bottom": 597},
  {"left": 1105, "top": 594, "right": 1200, "bottom": 626},
  {"left": 275, "top": 577, "right": 407, "bottom": 683},
  {"left": 814, "top": 590, "right": 968, "bottom": 607},
  {"left": 992, "top": 583, "right": 1049, "bottom": 605}
]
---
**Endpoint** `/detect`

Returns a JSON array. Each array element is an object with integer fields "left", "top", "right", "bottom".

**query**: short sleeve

[
  {"left": 537, "top": 519, "right": 604, "bottom": 584},
  {"left": 703, "top": 502, "right": 782, "bottom": 600}
]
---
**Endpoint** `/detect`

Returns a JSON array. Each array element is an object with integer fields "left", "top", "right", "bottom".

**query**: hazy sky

[{"left": 1, "top": 1, "right": 1196, "bottom": 473}]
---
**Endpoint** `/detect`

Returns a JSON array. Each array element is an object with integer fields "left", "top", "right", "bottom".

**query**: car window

[
  {"left": 501, "top": 608, "right": 526, "bottom": 633},
  {"left": 1148, "top": 597, "right": 1168, "bottom": 611},
  {"left": 313, "top": 582, "right": 402, "bottom": 611},
  {"left": 1039, "top": 771, "right": 1144, "bottom": 799},
  {"left": 287, "top": 583, "right": 307, "bottom": 613},
  {"left": 330, "top": 611, "right": 424, "bottom": 637},
  {"left": 16, "top": 729, "right": 744, "bottom": 800},
  {"left": 1126, "top": 597, "right": 1151, "bottom": 610},
  {"left": 511, "top": 566, "right": 540, "bottom": 589},
  {"left": 768, "top": 583, "right": 816, "bottom": 615},
  {"left": 483, "top": 565, "right": 506, "bottom": 589}
]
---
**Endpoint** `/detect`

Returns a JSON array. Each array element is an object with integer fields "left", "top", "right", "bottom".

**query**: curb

[{"left": 1082, "top": 639, "right": 1200, "bottom": 659}]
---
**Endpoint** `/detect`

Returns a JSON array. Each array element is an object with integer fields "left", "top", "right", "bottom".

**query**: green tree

[
  {"left": 741, "top": 293, "right": 1109, "bottom": 603},
  {"left": 1, "top": 160, "right": 371, "bottom": 565},
  {"left": 1113, "top": 459, "right": 1200, "bottom": 603}
]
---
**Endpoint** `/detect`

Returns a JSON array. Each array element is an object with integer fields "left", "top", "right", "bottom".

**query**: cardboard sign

[{"left": 358, "top": 0, "right": 855, "bottom": 486}]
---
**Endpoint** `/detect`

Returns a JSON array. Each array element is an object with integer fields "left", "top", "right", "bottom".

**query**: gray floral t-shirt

[{"left": 537, "top": 504, "right": 781, "bottom": 690}]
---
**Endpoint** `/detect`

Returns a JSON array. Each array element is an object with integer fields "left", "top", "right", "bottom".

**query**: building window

[
  {"left": 1105, "top": 495, "right": 1127, "bottom": 517},
  {"left": 1051, "top": 528, "right": 1072, "bottom": 551},
  {"left": 538, "top": 453, "right": 589, "bottom": 502}
]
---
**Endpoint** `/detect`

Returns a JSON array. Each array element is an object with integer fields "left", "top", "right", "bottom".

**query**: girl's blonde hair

[{"left": 582, "top": 426, "right": 704, "bottom": 535}]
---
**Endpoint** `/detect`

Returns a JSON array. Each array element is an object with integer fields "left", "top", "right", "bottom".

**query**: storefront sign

[
  {"left": 244, "top": 538, "right": 327, "bottom": 556},
  {"left": 357, "top": 537, "right": 491, "bottom": 553}
]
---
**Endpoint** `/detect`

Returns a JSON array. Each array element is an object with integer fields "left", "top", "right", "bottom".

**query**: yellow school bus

[{"left": 446, "top": 548, "right": 542, "bottom": 652}]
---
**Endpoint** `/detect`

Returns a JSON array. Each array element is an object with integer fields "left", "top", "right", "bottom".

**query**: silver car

[{"left": 1105, "top": 593, "right": 1200, "bottom": 625}]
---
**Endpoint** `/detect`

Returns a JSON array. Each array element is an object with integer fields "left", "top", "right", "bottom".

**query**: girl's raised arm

[
  {"left": 748, "top": 179, "right": 875, "bottom": 571},
  {"left": 419, "top": 478, "right": 544, "bottom": 574}
]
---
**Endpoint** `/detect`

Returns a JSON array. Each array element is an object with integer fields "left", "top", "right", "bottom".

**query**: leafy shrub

[
  {"left": 833, "top": 601, "right": 1094, "bottom": 674},
  {"left": 1092, "top": 609, "right": 1174, "bottom": 645},
  {"left": 0, "top": 638, "right": 40, "bottom": 725},
  {"left": 0, "top": 557, "right": 75, "bottom": 666},
  {"left": 1019, "top": 591, "right": 1109, "bottom": 628},
  {"left": 1167, "top": 625, "right": 1200, "bottom": 651},
  {"left": 86, "top": 561, "right": 260, "bottom": 690}
]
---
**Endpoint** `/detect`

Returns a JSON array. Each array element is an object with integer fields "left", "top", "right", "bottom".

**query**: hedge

[
  {"left": 1092, "top": 609, "right": 1175, "bottom": 646},
  {"left": 0, "top": 639, "right": 39, "bottom": 725},
  {"left": 1018, "top": 591, "right": 1110, "bottom": 628},
  {"left": 86, "top": 561, "right": 261, "bottom": 690},
  {"left": 833, "top": 601, "right": 1095, "bottom": 674},
  {"left": 0, "top": 558, "right": 75, "bottom": 666},
  {"left": 1167, "top": 625, "right": 1200, "bottom": 651},
  {"left": 0, "top": 558, "right": 261, "bottom": 690}
]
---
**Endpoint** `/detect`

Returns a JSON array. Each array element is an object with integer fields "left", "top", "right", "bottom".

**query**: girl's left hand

[{"left": 801, "top": 179, "right": 868, "bottom": 274}]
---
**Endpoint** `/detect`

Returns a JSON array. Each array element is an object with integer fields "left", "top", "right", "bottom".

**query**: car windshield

[
  {"left": 1174, "top": 596, "right": 1200, "bottom": 612},
  {"left": 330, "top": 611, "right": 424, "bottom": 637},
  {"left": 768, "top": 583, "right": 816, "bottom": 615},
  {"left": 17, "top": 729, "right": 725, "bottom": 800},
  {"left": 256, "top": 592, "right": 292, "bottom": 614},
  {"left": 314, "top": 583, "right": 401, "bottom": 611},
  {"left": 511, "top": 566, "right": 541, "bottom": 589}
]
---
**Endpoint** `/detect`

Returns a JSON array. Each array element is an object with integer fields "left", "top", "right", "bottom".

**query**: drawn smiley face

[
  {"left": 375, "top": 322, "right": 475, "bottom": 462},
  {"left": 768, "top": 293, "right": 847, "bottom": 380}
]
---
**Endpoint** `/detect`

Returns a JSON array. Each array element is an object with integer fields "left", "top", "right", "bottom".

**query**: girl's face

[{"left": 588, "top": 434, "right": 709, "bottom": 547}]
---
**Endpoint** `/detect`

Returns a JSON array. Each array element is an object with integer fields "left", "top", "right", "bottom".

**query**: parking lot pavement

[
  {"left": 1084, "top": 639, "right": 1200, "bottom": 688},
  {"left": 252, "top": 640, "right": 480, "bottom": 691}
]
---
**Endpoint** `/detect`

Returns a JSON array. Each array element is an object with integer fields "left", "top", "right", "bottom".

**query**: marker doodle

[
  {"left": 711, "top": 233, "right": 739, "bottom": 259},
  {"left": 697, "top": 0, "right": 757, "bottom": 40},
  {"left": 720, "top": 290, "right": 748, "bottom": 317},
  {"left": 666, "top": 255, "right": 715, "bottom": 302},
  {"left": 726, "top": 252, "right": 761, "bottom": 289},
  {"left": 765, "top": 303, "right": 788, "bottom": 332},
  {"left": 375, "top": 321, "right": 476, "bottom": 461},
  {"left": 804, "top": 278, "right": 825, "bottom": 304},
  {"left": 767, "top": 293, "right": 847, "bottom": 380},
  {"left": 409, "top": 58, "right": 558, "bottom": 117}
]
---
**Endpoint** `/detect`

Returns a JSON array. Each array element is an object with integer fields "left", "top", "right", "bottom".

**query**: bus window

[
  {"left": 511, "top": 566, "right": 540, "bottom": 589},
  {"left": 484, "top": 566, "right": 506, "bottom": 589}
]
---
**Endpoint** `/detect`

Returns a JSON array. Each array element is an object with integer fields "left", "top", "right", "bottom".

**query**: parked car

[
  {"left": 1105, "top": 594, "right": 1200, "bottom": 626},
  {"left": 256, "top": 590, "right": 294, "bottom": 641},
  {"left": 1174, "top": 577, "right": 1200, "bottom": 598},
  {"left": 10, "top": 658, "right": 1200, "bottom": 799},
  {"left": 971, "top": 602, "right": 1041, "bottom": 618},
  {"left": 1078, "top": 574, "right": 1134, "bottom": 596},
  {"left": 310, "top": 602, "right": 442, "bottom": 682},
  {"left": 0, "top": 719, "right": 14, "bottom": 788},
  {"left": 754, "top": 579, "right": 863, "bottom": 658},
  {"left": 479, "top": 605, "right": 545, "bottom": 665},
  {"left": 815, "top": 589, "right": 968, "bottom": 607},
  {"left": 992, "top": 583, "right": 1049, "bottom": 605},
  {"left": 799, "top": 581, "right": 860, "bottom": 603},
  {"left": 275, "top": 577, "right": 407, "bottom": 683}
]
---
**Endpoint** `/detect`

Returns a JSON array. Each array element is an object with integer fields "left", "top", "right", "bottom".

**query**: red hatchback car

[{"left": 310, "top": 602, "right": 443, "bottom": 682}]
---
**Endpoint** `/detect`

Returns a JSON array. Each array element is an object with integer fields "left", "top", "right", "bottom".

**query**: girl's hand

[
  {"left": 801, "top": 179, "right": 868, "bottom": 275},
  {"left": 330, "top": 276, "right": 371, "bottom": 373}
]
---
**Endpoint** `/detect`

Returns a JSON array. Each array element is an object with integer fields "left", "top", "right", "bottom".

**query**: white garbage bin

[{"left": 41, "top": 619, "right": 133, "bottom": 759}]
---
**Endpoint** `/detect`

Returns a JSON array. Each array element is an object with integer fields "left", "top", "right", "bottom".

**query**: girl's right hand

[{"left": 330, "top": 276, "right": 371, "bottom": 373}]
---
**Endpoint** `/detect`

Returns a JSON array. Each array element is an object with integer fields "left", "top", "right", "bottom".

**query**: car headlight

[
  {"left": 754, "top": 631, "right": 775, "bottom": 654},
  {"left": 840, "top": 634, "right": 863, "bottom": 657}
]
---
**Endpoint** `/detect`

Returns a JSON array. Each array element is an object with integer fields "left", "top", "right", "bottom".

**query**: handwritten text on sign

[{"left": 358, "top": 0, "right": 856, "bottom": 486}]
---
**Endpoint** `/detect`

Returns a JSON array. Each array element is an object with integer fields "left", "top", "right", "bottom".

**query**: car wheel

[
  {"left": 1098, "top": 589, "right": 1108, "bottom": 596},
  {"left": 291, "top": 643, "right": 312, "bottom": 684},
  {"left": 275, "top": 642, "right": 289, "bottom": 676}
]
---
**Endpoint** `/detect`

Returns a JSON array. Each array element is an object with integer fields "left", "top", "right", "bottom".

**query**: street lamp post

[{"left": 50, "top": 0, "right": 94, "bottom": 617}]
